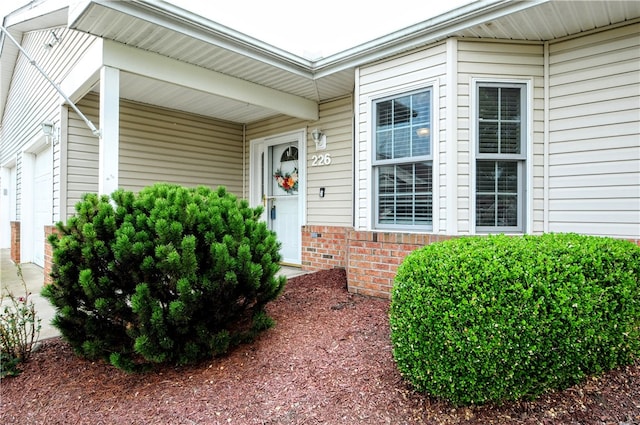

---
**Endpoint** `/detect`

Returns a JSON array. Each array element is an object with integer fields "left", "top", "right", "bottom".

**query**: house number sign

[{"left": 311, "top": 153, "right": 332, "bottom": 166}]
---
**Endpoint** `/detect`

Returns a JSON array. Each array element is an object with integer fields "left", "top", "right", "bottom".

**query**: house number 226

[{"left": 311, "top": 153, "right": 332, "bottom": 166}]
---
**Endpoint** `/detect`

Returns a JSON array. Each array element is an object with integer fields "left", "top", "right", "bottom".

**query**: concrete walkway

[
  {"left": 0, "top": 249, "right": 59, "bottom": 340},
  {"left": 1, "top": 248, "right": 307, "bottom": 343}
]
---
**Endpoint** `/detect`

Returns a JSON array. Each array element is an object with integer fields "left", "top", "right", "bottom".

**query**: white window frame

[
  {"left": 471, "top": 78, "right": 532, "bottom": 234},
  {"left": 371, "top": 85, "right": 436, "bottom": 231}
]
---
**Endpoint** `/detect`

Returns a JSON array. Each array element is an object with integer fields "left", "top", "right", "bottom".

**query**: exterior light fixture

[
  {"left": 311, "top": 128, "right": 326, "bottom": 150},
  {"left": 41, "top": 121, "right": 57, "bottom": 143},
  {"left": 41, "top": 121, "right": 54, "bottom": 136}
]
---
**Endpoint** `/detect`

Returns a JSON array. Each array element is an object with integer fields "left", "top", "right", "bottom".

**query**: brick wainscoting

[
  {"left": 39, "top": 226, "right": 640, "bottom": 299},
  {"left": 346, "top": 231, "right": 452, "bottom": 299},
  {"left": 301, "top": 225, "right": 348, "bottom": 271},
  {"left": 301, "top": 225, "right": 451, "bottom": 299},
  {"left": 302, "top": 230, "right": 640, "bottom": 299},
  {"left": 43, "top": 225, "right": 58, "bottom": 285},
  {"left": 10, "top": 221, "right": 20, "bottom": 263}
]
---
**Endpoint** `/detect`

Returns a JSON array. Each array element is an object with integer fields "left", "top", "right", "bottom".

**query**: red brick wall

[
  {"left": 43, "top": 225, "right": 59, "bottom": 285},
  {"left": 346, "top": 231, "right": 451, "bottom": 299},
  {"left": 10, "top": 221, "right": 20, "bottom": 263},
  {"left": 300, "top": 229, "right": 640, "bottom": 300},
  {"left": 300, "top": 225, "right": 451, "bottom": 299},
  {"left": 301, "top": 225, "right": 348, "bottom": 271}
]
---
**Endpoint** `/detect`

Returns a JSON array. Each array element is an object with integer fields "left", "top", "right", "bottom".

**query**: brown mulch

[{"left": 1, "top": 268, "right": 639, "bottom": 425}]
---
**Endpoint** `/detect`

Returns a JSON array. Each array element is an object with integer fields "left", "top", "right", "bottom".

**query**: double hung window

[
  {"left": 373, "top": 89, "right": 433, "bottom": 229},
  {"left": 475, "top": 83, "right": 526, "bottom": 232}
]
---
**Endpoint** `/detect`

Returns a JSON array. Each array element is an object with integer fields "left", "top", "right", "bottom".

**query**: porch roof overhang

[{"left": 2, "top": 0, "right": 639, "bottom": 126}]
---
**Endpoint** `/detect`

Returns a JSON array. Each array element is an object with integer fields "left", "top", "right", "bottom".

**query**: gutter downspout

[{"left": 0, "top": 25, "right": 101, "bottom": 137}]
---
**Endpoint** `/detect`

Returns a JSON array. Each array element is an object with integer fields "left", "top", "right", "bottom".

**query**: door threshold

[{"left": 280, "top": 262, "right": 302, "bottom": 268}]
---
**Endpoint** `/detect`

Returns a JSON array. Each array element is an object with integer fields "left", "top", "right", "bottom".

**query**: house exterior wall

[
  {"left": 65, "top": 95, "right": 99, "bottom": 216},
  {"left": 547, "top": 23, "right": 640, "bottom": 238},
  {"left": 350, "top": 39, "right": 545, "bottom": 296},
  {"left": 0, "top": 28, "right": 95, "bottom": 165},
  {"left": 0, "top": 27, "right": 96, "bottom": 261},
  {"left": 306, "top": 96, "right": 354, "bottom": 227},
  {"left": 64, "top": 92, "right": 246, "bottom": 212},
  {"left": 355, "top": 42, "right": 448, "bottom": 232},
  {"left": 246, "top": 97, "right": 354, "bottom": 272},
  {"left": 118, "top": 100, "right": 244, "bottom": 195},
  {"left": 348, "top": 30, "right": 637, "bottom": 298},
  {"left": 457, "top": 40, "right": 545, "bottom": 234},
  {"left": 245, "top": 95, "right": 354, "bottom": 227}
]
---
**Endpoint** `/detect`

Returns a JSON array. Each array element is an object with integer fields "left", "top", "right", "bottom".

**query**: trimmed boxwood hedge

[{"left": 390, "top": 233, "right": 640, "bottom": 406}]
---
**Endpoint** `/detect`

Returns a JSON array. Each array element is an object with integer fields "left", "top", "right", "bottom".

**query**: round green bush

[
  {"left": 43, "top": 183, "right": 285, "bottom": 371},
  {"left": 390, "top": 233, "right": 640, "bottom": 405}
]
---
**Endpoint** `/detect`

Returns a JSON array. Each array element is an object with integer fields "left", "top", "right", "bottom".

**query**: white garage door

[{"left": 33, "top": 149, "right": 52, "bottom": 267}]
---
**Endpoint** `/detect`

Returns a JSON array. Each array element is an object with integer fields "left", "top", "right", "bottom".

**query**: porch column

[{"left": 99, "top": 66, "right": 120, "bottom": 196}]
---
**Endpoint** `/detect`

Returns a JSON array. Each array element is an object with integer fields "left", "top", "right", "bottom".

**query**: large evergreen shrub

[
  {"left": 390, "top": 233, "right": 640, "bottom": 405},
  {"left": 43, "top": 184, "right": 285, "bottom": 371}
]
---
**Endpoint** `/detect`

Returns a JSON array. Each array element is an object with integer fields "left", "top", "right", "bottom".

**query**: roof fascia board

[
  {"left": 312, "top": 0, "right": 549, "bottom": 77},
  {"left": 102, "top": 39, "right": 319, "bottom": 121},
  {"left": 70, "top": 0, "right": 315, "bottom": 79},
  {"left": 0, "top": 37, "right": 20, "bottom": 121},
  {"left": 3, "top": 1, "right": 68, "bottom": 33},
  {"left": 68, "top": 0, "right": 549, "bottom": 82},
  {"left": 150, "top": 0, "right": 314, "bottom": 71}
]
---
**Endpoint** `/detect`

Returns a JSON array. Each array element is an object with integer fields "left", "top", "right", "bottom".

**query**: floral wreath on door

[{"left": 274, "top": 146, "right": 298, "bottom": 194}]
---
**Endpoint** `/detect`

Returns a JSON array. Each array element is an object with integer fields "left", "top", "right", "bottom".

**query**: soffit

[
  {"left": 450, "top": 1, "right": 640, "bottom": 41},
  {"left": 69, "top": 1, "right": 334, "bottom": 102},
  {"left": 93, "top": 72, "right": 283, "bottom": 124},
  {"left": 67, "top": 1, "right": 357, "bottom": 124},
  {"left": 68, "top": 1, "right": 639, "bottom": 98}
]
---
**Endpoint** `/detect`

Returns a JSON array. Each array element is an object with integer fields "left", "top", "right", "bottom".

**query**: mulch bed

[{"left": 1, "top": 268, "right": 638, "bottom": 424}]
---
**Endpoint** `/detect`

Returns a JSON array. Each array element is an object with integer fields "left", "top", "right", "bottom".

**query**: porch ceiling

[{"left": 98, "top": 71, "right": 282, "bottom": 124}]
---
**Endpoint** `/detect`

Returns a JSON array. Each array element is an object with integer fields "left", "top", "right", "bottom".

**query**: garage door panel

[{"left": 33, "top": 150, "right": 52, "bottom": 267}]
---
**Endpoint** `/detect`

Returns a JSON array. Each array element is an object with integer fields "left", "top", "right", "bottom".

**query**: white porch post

[{"left": 99, "top": 66, "right": 120, "bottom": 196}]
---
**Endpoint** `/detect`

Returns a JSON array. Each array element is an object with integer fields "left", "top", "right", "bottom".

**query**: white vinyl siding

[
  {"left": 0, "top": 28, "right": 97, "bottom": 223},
  {"left": 65, "top": 96, "right": 100, "bottom": 215},
  {"left": 547, "top": 23, "right": 640, "bottom": 238},
  {"left": 458, "top": 40, "right": 544, "bottom": 234},
  {"left": 119, "top": 102, "right": 244, "bottom": 195},
  {"left": 305, "top": 97, "right": 353, "bottom": 227},
  {"left": 65, "top": 93, "right": 246, "bottom": 212},
  {"left": 246, "top": 96, "right": 354, "bottom": 227},
  {"left": 357, "top": 43, "right": 447, "bottom": 232}
]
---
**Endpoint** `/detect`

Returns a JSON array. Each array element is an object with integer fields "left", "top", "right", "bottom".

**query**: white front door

[{"left": 250, "top": 131, "right": 304, "bottom": 265}]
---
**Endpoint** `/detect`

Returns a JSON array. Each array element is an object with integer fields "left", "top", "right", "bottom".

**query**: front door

[{"left": 250, "top": 131, "right": 304, "bottom": 265}]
